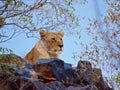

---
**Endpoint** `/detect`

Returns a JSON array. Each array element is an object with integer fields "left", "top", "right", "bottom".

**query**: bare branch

[
  {"left": 5, "top": 0, "right": 47, "bottom": 19},
  {"left": 4, "top": 23, "right": 33, "bottom": 30},
  {"left": 0, "top": 9, "right": 23, "bottom": 12},
  {"left": 0, "top": 29, "right": 16, "bottom": 43},
  {"left": 0, "top": 0, "right": 10, "bottom": 15}
]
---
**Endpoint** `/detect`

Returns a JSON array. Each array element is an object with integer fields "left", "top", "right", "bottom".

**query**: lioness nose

[{"left": 58, "top": 45, "right": 63, "bottom": 48}]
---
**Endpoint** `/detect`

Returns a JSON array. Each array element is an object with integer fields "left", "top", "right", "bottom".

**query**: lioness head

[{"left": 39, "top": 30, "right": 64, "bottom": 54}]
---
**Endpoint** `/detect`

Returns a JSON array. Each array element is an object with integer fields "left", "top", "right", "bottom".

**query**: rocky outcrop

[{"left": 0, "top": 54, "right": 113, "bottom": 90}]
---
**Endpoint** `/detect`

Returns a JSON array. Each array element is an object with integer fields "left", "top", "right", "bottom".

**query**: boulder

[
  {"left": 66, "top": 84, "right": 98, "bottom": 90},
  {"left": 93, "top": 68, "right": 113, "bottom": 90},
  {"left": 77, "top": 60, "right": 92, "bottom": 72},
  {"left": 33, "top": 58, "right": 74, "bottom": 84},
  {"left": 47, "top": 81, "right": 66, "bottom": 90},
  {"left": 7, "top": 77, "right": 47, "bottom": 90}
]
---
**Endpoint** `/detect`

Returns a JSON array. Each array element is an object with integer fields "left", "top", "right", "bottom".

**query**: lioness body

[{"left": 24, "top": 30, "right": 64, "bottom": 64}]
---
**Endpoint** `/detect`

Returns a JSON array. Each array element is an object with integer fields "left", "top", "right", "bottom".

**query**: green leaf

[{"left": 17, "top": 2, "right": 23, "bottom": 8}]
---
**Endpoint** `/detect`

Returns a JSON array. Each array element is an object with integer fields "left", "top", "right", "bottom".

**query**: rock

[
  {"left": 81, "top": 70, "right": 97, "bottom": 85},
  {"left": 32, "top": 81, "right": 48, "bottom": 90},
  {"left": 66, "top": 84, "right": 98, "bottom": 90},
  {"left": 0, "top": 63, "right": 34, "bottom": 81},
  {"left": 64, "top": 63, "right": 72, "bottom": 70},
  {"left": 7, "top": 64, "right": 37, "bottom": 80},
  {"left": 49, "top": 58, "right": 65, "bottom": 81},
  {"left": 66, "top": 86, "right": 81, "bottom": 90},
  {"left": 7, "top": 77, "right": 47, "bottom": 90},
  {"left": 34, "top": 58, "right": 74, "bottom": 84},
  {"left": 0, "top": 54, "right": 38, "bottom": 90},
  {"left": 47, "top": 81, "right": 66, "bottom": 90},
  {"left": 0, "top": 64, "right": 45, "bottom": 90},
  {"left": 0, "top": 73, "right": 11, "bottom": 90},
  {"left": 73, "top": 70, "right": 97, "bottom": 85},
  {"left": 93, "top": 68, "right": 113, "bottom": 90},
  {"left": 77, "top": 60, "right": 92, "bottom": 71},
  {"left": 0, "top": 54, "right": 113, "bottom": 90},
  {"left": 73, "top": 60, "right": 113, "bottom": 90},
  {"left": 73, "top": 61, "right": 93, "bottom": 85},
  {"left": 33, "top": 59, "right": 56, "bottom": 83}
]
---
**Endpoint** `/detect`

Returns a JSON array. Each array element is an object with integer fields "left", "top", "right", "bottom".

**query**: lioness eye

[{"left": 52, "top": 38, "right": 55, "bottom": 40}]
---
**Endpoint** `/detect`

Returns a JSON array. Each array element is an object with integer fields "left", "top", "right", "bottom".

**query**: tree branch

[
  {"left": 5, "top": 0, "right": 47, "bottom": 19},
  {"left": 0, "top": 0, "right": 9, "bottom": 15},
  {"left": 0, "top": 29, "right": 16, "bottom": 43}
]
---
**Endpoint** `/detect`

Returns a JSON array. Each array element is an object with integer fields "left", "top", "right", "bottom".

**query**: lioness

[{"left": 24, "top": 30, "right": 64, "bottom": 64}]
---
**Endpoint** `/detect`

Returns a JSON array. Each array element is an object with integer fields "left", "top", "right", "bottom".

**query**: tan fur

[{"left": 24, "top": 30, "right": 64, "bottom": 64}]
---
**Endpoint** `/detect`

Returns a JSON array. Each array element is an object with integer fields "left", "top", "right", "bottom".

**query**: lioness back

[{"left": 24, "top": 30, "right": 64, "bottom": 64}]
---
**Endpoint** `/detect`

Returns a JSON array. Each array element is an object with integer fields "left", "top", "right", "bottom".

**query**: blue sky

[{"left": 0, "top": 0, "right": 107, "bottom": 66}]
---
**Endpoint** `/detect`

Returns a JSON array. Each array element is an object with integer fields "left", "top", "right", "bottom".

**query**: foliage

[
  {"left": 114, "top": 72, "right": 120, "bottom": 84},
  {"left": 0, "top": 47, "right": 13, "bottom": 73},
  {"left": 0, "top": 0, "right": 85, "bottom": 43},
  {"left": 0, "top": 47, "right": 23, "bottom": 73}
]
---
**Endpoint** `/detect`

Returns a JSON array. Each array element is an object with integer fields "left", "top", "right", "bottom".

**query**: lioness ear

[
  {"left": 39, "top": 30, "right": 46, "bottom": 38},
  {"left": 58, "top": 30, "right": 64, "bottom": 37}
]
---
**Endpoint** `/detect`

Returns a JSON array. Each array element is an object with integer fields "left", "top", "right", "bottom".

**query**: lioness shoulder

[{"left": 24, "top": 30, "right": 64, "bottom": 64}]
